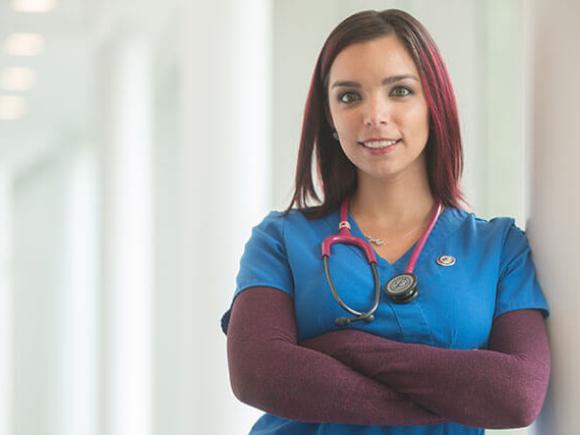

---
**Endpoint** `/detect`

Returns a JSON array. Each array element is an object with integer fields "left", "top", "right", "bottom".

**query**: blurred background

[{"left": 0, "top": 0, "right": 577, "bottom": 434}]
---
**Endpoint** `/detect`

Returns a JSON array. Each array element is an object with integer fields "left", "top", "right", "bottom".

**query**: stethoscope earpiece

[
  {"left": 335, "top": 317, "right": 351, "bottom": 327},
  {"left": 335, "top": 313, "right": 375, "bottom": 327}
]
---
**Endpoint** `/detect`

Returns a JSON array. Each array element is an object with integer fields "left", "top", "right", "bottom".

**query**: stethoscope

[{"left": 321, "top": 196, "right": 442, "bottom": 327}]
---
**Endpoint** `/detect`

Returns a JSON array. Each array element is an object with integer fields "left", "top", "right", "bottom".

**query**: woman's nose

[{"left": 363, "top": 96, "right": 390, "bottom": 126}]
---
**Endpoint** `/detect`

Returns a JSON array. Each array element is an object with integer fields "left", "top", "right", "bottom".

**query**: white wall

[
  {"left": 10, "top": 141, "right": 95, "bottom": 435},
  {"left": 526, "top": 0, "right": 580, "bottom": 433},
  {"left": 12, "top": 149, "right": 67, "bottom": 435},
  {"left": 0, "top": 168, "right": 12, "bottom": 435}
]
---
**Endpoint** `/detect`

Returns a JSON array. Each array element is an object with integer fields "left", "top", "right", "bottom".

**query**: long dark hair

[{"left": 283, "top": 9, "right": 468, "bottom": 219}]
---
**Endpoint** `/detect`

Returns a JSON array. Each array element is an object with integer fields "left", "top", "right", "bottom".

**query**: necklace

[
  {"left": 363, "top": 224, "right": 423, "bottom": 246},
  {"left": 355, "top": 205, "right": 445, "bottom": 247},
  {"left": 362, "top": 209, "right": 443, "bottom": 246}
]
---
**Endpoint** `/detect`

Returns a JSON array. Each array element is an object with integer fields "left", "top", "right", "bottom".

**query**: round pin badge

[{"left": 436, "top": 255, "right": 456, "bottom": 266}]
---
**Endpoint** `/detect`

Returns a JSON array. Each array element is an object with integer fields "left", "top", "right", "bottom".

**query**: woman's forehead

[{"left": 329, "top": 36, "right": 418, "bottom": 86}]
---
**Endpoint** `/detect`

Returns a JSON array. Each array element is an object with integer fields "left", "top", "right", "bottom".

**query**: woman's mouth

[{"left": 358, "top": 139, "right": 400, "bottom": 155}]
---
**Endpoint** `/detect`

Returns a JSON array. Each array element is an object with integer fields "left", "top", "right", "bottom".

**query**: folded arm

[
  {"left": 226, "top": 286, "right": 447, "bottom": 426},
  {"left": 301, "top": 309, "right": 551, "bottom": 429}
]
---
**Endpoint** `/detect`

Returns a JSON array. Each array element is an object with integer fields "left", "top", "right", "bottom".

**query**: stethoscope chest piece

[{"left": 384, "top": 272, "right": 418, "bottom": 303}]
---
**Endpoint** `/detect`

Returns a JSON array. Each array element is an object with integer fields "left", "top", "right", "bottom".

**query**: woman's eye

[
  {"left": 392, "top": 86, "right": 413, "bottom": 97},
  {"left": 337, "top": 92, "right": 360, "bottom": 104},
  {"left": 338, "top": 87, "right": 413, "bottom": 104}
]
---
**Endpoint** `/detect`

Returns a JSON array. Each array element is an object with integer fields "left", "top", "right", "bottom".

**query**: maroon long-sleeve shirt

[{"left": 224, "top": 286, "right": 550, "bottom": 428}]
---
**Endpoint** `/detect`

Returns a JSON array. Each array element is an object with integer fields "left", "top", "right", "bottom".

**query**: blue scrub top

[{"left": 222, "top": 206, "right": 550, "bottom": 435}]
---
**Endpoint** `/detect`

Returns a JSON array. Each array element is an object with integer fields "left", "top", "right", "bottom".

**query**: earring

[{"left": 332, "top": 130, "right": 339, "bottom": 140}]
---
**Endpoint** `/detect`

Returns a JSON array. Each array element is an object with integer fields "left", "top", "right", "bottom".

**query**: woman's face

[{"left": 326, "top": 35, "right": 430, "bottom": 181}]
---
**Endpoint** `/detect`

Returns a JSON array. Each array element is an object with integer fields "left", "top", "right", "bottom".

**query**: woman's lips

[{"left": 359, "top": 139, "right": 400, "bottom": 155}]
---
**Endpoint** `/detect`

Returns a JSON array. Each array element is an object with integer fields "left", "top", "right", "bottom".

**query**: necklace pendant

[{"left": 365, "top": 235, "right": 385, "bottom": 246}]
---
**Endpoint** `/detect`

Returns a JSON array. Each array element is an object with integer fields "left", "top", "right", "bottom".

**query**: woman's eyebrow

[{"left": 331, "top": 74, "right": 419, "bottom": 89}]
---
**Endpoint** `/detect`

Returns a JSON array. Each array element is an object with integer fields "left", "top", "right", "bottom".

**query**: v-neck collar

[
  {"left": 350, "top": 208, "right": 447, "bottom": 268},
  {"left": 322, "top": 206, "right": 460, "bottom": 271}
]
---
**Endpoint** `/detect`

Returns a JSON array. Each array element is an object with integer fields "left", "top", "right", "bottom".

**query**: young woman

[{"left": 221, "top": 9, "right": 550, "bottom": 434}]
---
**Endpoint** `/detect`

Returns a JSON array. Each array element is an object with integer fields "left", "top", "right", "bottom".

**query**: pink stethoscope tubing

[{"left": 321, "top": 196, "right": 442, "bottom": 326}]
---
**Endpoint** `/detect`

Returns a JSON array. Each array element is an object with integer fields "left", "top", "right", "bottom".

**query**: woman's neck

[{"left": 349, "top": 165, "right": 435, "bottom": 230}]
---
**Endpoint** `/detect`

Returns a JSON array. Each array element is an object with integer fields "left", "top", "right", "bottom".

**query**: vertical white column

[
  {"left": 525, "top": 0, "right": 580, "bottom": 433},
  {"left": 175, "top": 0, "right": 272, "bottom": 434},
  {"left": 483, "top": 0, "right": 526, "bottom": 223},
  {"left": 56, "top": 146, "right": 98, "bottom": 435},
  {"left": 172, "top": 2, "right": 197, "bottom": 434},
  {"left": 0, "top": 167, "right": 12, "bottom": 435},
  {"left": 98, "top": 33, "right": 153, "bottom": 435}
]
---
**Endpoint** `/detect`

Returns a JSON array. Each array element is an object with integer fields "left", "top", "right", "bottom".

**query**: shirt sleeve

[
  {"left": 220, "top": 211, "right": 295, "bottom": 334},
  {"left": 494, "top": 220, "right": 550, "bottom": 320}
]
